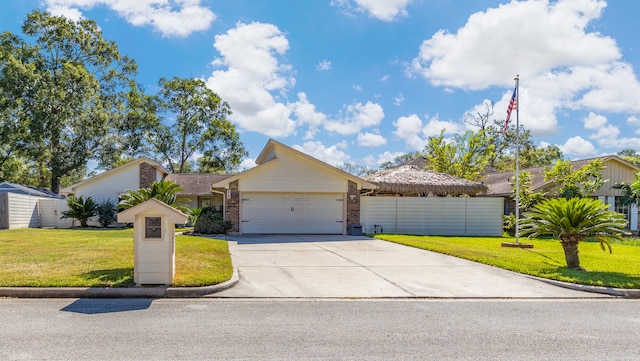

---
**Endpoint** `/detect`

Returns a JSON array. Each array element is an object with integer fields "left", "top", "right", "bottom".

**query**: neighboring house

[
  {"left": 165, "top": 173, "right": 231, "bottom": 210},
  {"left": 482, "top": 155, "right": 640, "bottom": 231},
  {"left": 0, "top": 182, "right": 67, "bottom": 229},
  {"left": 212, "top": 139, "right": 378, "bottom": 235},
  {"left": 60, "top": 157, "right": 168, "bottom": 204}
]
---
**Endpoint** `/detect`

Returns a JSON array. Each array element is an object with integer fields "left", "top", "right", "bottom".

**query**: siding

[
  {"left": 361, "top": 196, "right": 503, "bottom": 236},
  {"left": 73, "top": 164, "right": 141, "bottom": 203},
  {"left": 593, "top": 159, "right": 638, "bottom": 197},
  {"left": 6, "top": 193, "right": 41, "bottom": 229},
  {"left": 240, "top": 151, "right": 347, "bottom": 193}
]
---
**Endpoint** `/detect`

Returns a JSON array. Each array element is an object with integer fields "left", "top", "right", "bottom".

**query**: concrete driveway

[{"left": 213, "top": 235, "right": 607, "bottom": 298}]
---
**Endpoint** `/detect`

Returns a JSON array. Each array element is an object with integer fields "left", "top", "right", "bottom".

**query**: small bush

[
  {"left": 194, "top": 207, "right": 232, "bottom": 234},
  {"left": 96, "top": 200, "right": 117, "bottom": 227},
  {"left": 503, "top": 214, "right": 516, "bottom": 236}
]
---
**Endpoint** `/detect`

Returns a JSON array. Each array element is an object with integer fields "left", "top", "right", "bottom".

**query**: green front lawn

[
  {"left": 0, "top": 228, "right": 233, "bottom": 287},
  {"left": 375, "top": 234, "right": 640, "bottom": 289}
]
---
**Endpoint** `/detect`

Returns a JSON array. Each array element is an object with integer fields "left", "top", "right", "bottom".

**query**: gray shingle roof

[{"left": 164, "top": 174, "right": 232, "bottom": 195}]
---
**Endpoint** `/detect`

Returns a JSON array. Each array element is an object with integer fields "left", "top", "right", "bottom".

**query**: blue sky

[{"left": 2, "top": 0, "right": 640, "bottom": 170}]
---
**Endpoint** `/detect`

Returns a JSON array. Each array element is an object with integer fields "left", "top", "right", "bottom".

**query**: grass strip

[
  {"left": 375, "top": 234, "right": 640, "bottom": 289},
  {"left": 0, "top": 228, "right": 232, "bottom": 287}
]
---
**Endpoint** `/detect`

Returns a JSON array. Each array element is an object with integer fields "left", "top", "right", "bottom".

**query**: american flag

[{"left": 503, "top": 85, "right": 517, "bottom": 133}]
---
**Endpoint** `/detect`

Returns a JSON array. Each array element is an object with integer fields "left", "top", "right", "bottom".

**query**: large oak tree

[{"left": 0, "top": 10, "right": 137, "bottom": 193}]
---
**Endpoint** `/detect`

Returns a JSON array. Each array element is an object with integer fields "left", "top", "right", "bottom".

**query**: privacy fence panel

[
  {"left": 361, "top": 197, "right": 503, "bottom": 236},
  {"left": 39, "top": 199, "right": 71, "bottom": 228}
]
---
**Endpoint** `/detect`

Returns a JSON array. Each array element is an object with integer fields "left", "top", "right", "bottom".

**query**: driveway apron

[{"left": 212, "top": 235, "right": 606, "bottom": 298}]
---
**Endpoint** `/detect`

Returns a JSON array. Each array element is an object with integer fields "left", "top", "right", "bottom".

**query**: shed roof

[
  {"left": 0, "top": 182, "right": 65, "bottom": 199},
  {"left": 364, "top": 165, "right": 488, "bottom": 196}
]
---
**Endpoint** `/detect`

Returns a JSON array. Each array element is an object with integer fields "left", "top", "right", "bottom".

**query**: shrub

[
  {"left": 188, "top": 207, "right": 202, "bottom": 226},
  {"left": 503, "top": 214, "right": 516, "bottom": 236},
  {"left": 96, "top": 199, "right": 117, "bottom": 227},
  {"left": 61, "top": 195, "right": 97, "bottom": 227},
  {"left": 194, "top": 207, "right": 232, "bottom": 234}
]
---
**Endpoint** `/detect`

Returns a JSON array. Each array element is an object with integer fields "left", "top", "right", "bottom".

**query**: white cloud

[
  {"left": 353, "top": 84, "right": 363, "bottom": 92},
  {"left": 44, "top": 0, "right": 215, "bottom": 37},
  {"left": 393, "top": 114, "right": 427, "bottom": 150},
  {"left": 393, "top": 114, "right": 462, "bottom": 151},
  {"left": 628, "top": 116, "right": 640, "bottom": 126},
  {"left": 206, "top": 22, "right": 296, "bottom": 138},
  {"left": 584, "top": 113, "right": 619, "bottom": 143},
  {"left": 583, "top": 112, "right": 608, "bottom": 130},
  {"left": 291, "top": 92, "right": 327, "bottom": 139},
  {"left": 380, "top": 74, "right": 390, "bottom": 82},
  {"left": 364, "top": 151, "right": 406, "bottom": 167},
  {"left": 412, "top": 0, "right": 615, "bottom": 89},
  {"left": 316, "top": 60, "right": 332, "bottom": 71},
  {"left": 579, "top": 112, "right": 640, "bottom": 149},
  {"left": 410, "top": 0, "right": 640, "bottom": 137},
  {"left": 558, "top": 136, "right": 596, "bottom": 157},
  {"left": 239, "top": 158, "right": 257, "bottom": 170},
  {"left": 422, "top": 117, "right": 463, "bottom": 138},
  {"left": 393, "top": 93, "right": 405, "bottom": 106},
  {"left": 330, "top": 0, "right": 413, "bottom": 21},
  {"left": 293, "top": 141, "right": 350, "bottom": 166},
  {"left": 324, "top": 101, "right": 385, "bottom": 135},
  {"left": 357, "top": 132, "right": 387, "bottom": 147}
]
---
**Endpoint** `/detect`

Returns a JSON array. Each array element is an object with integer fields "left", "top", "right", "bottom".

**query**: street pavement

[
  {"left": 212, "top": 235, "right": 607, "bottom": 298},
  {"left": 3, "top": 298, "right": 640, "bottom": 360}
]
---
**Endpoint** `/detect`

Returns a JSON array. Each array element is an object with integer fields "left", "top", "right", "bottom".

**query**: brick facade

[
  {"left": 139, "top": 162, "right": 156, "bottom": 189},
  {"left": 225, "top": 180, "right": 240, "bottom": 233},
  {"left": 346, "top": 180, "right": 360, "bottom": 229}
]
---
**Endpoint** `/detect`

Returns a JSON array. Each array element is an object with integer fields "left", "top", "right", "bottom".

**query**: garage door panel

[{"left": 241, "top": 193, "right": 344, "bottom": 234}]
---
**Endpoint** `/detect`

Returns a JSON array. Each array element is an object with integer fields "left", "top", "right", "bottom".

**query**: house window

[
  {"left": 199, "top": 197, "right": 212, "bottom": 208},
  {"left": 614, "top": 197, "right": 631, "bottom": 228},
  {"left": 145, "top": 217, "right": 162, "bottom": 239}
]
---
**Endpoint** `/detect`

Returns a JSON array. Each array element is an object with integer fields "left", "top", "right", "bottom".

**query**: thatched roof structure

[{"left": 364, "top": 165, "right": 488, "bottom": 196}]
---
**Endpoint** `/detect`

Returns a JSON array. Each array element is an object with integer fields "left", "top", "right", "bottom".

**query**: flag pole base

[{"left": 501, "top": 242, "right": 534, "bottom": 248}]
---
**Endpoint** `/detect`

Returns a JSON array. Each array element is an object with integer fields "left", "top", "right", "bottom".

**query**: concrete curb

[
  {"left": 527, "top": 276, "right": 640, "bottom": 298},
  {"left": 0, "top": 267, "right": 239, "bottom": 299}
]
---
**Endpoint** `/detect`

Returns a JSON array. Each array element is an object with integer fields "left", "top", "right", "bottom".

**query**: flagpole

[
  {"left": 514, "top": 75, "right": 520, "bottom": 244},
  {"left": 502, "top": 75, "right": 532, "bottom": 248}
]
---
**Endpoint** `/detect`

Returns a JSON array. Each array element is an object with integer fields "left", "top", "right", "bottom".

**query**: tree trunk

[{"left": 560, "top": 235, "right": 583, "bottom": 270}]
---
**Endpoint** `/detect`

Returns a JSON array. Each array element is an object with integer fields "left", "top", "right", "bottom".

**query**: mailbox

[{"left": 117, "top": 199, "right": 188, "bottom": 286}]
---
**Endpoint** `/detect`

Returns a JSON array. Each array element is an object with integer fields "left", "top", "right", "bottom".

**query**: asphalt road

[{"left": 2, "top": 298, "right": 640, "bottom": 360}]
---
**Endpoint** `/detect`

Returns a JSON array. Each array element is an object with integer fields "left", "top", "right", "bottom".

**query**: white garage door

[{"left": 241, "top": 193, "right": 344, "bottom": 234}]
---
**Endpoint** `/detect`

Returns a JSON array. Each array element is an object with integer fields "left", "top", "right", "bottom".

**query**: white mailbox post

[{"left": 117, "top": 199, "right": 188, "bottom": 286}]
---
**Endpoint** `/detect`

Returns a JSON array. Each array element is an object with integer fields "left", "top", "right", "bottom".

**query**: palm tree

[
  {"left": 519, "top": 197, "right": 629, "bottom": 270},
  {"left": 61, "top": 195, "right": 98, "bottom": 227},
  {"left": 117, "top": 180, "right": 189, "bottom": 213}
]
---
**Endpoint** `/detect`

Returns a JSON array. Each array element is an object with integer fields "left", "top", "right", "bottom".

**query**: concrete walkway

[{"left": 212, "top": 235, "right": 608, "bottom": 298}]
